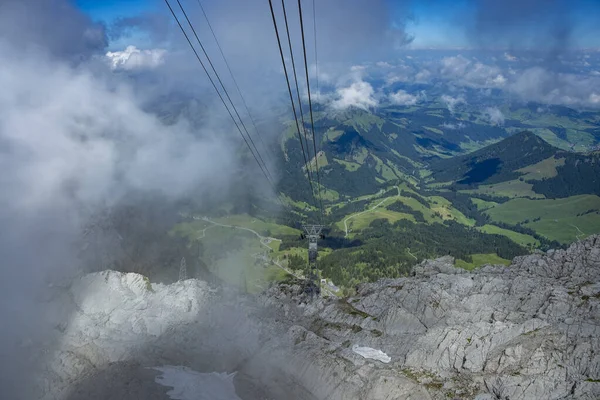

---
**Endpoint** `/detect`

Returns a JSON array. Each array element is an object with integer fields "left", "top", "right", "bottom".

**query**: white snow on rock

[
  {"left": 66, "top": 270, "right": 211, "bottom": 342},
  {"left": 153, "top": 366, "right": 242, "bottom": 400},
  {"left": 352, "top": 345, "right": 391, "bottom": 363},
  {"left": 41, "top": 270, "right": 215, "bottom": 399}
]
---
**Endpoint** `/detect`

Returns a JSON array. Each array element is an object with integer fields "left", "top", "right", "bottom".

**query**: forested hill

[
  {"left": 429, "top": 131, "right": 558, "bottom": 186},
  {"left": 277, "top": 104, "right": 509, "bottom": 198},
  {"left": 532, "top": 152, "right": 600, "bottom": 198}
]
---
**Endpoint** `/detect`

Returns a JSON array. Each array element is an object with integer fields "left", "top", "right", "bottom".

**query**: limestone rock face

[
  {"left": 35, "top": 270, "right": 217, "bottom": 400},
  {"left": 256, "top": 235, "right": 600, "bottom": 400},
  {"left": 33, "top": 235, "right": 600, "bottom": 400}
]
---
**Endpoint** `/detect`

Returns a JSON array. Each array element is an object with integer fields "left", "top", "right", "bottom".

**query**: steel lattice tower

[
  {"left": 302, "top": 224, "right": 324, "bottom": 297},
  {"left": 179, "top": 257, "right": 187, "bottom": 281}
]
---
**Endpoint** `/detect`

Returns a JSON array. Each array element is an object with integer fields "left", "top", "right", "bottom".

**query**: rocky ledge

[
  {"left": 32, "top": 235, "right": 600, "bottom": 399},
  {"left": 255, "top": 234, "right": 600, "bottom": 399}
]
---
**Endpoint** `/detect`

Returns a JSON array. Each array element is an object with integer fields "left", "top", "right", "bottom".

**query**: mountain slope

[
  {"left": 429, "top": 131, "right": 558, "bottom": 186},
  {"left": 33, "top": 236, "right": 600, "bottom": 400},
  {"left": 532, "top": 151, "right": 600, "bottom": 197},
  {"left": 281, "top": 105, "right": 512, "bottom": 198},
  {"left": 426, "top": 130, "right": 600, "bottom": 200}
]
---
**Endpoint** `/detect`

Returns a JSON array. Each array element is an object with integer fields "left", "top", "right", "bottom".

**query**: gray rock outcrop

[
  {"left": 28, "top": 235, "right": 600, "bottom": 399},
  {"left": 254, "top": 235, "right": 600, "bottom": 399}
]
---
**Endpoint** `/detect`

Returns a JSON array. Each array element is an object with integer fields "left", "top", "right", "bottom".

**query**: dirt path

[
  {"left": 407, "top": 247, "right": 418, "bottom": 261},
  {"left": 197, "top": 217, "right": 335, "bottom": 297},
  {"left": 197, "top": 217, "right": 281, "bottom": 252},
  {"left": 343, "top": 186, "right": 400, "bottom": 237},
  {"left": 570, "top": 224, "right": 585, "bottom": 240}
]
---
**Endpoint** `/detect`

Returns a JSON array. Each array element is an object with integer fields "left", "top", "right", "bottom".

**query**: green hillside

[
  {"left": 484, "top": 195, "right": 600, "bottom": 243},
  {"left": 429, "top": 131, "right": 558, "bottom": 186},
  {"left": 171, "top": 102, "right": 600, "bottom": 293}
]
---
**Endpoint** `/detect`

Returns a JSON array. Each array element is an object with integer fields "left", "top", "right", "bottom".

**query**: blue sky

[
  {"left": 77, "top": 0, "right": 600, "bottom": 50},
  {"left": 406, "top": 0, "right": 469, "bottom": 48},
  {"left": 76, "top": 0, "right": 157, "bottom": 22},
  {"left": 76, "top": 0, "right": 161, "bottom": 49},
  {"left": 77, "top": 0, "right": 469, "bottom": 48}
]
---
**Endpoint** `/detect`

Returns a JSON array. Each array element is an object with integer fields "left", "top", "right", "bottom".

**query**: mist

[
  {"left": 0, "top": 0, "right": 418, "bottom": 397},
  {"left": 467, "top": 0, "right": 573, "bottom": 56},
  {"left": 4, "top": 0, "right": 599, "bottom": 398},
  {"left": 0, "top": 1, "right": 242, "bottom": 396}
]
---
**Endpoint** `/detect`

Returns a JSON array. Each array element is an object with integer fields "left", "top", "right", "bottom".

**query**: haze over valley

[{"left": 2, "top": 0, "right": 600, "bottom": 399}]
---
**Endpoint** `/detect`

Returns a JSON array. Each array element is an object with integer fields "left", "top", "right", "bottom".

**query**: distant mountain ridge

[
  {"left": 429, "top": 131, "right": 558, "bottom": 186},
  {"left": 280, "top": 105, "right": 510, "bottom": 198},
  {"left": 532, "top": 150, "right": 600, "bottom": 198},
  {"left": 426, "top": 131, "right": 600, "bottom": 198}
]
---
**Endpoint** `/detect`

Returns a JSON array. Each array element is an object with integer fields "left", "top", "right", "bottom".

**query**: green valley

[{"left": 173, "top": 101, "right": 600, "bottom": 293}]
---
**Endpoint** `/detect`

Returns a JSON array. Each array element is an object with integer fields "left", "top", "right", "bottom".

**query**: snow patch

[
  {"left": 63, "top": 271, "right": 212, "bottom": 356},
  {"left": 153, "top": 366, "right": 242, "bottom": 400},
  {"left": 352, "top": 345, "right": 391, "bottom": 363}
]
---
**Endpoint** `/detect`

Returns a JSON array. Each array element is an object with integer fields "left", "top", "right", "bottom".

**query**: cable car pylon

[{"left": 302, "top": 224, "right": 324, "bottom": 298}]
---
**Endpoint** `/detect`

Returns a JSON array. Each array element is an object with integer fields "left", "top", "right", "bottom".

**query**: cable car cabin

[
  {"left": 309, "top": 242, "right": 317, "bottom": 262},
  {"left": 303, "top": 278, "right": 321, "bottom": 296}
]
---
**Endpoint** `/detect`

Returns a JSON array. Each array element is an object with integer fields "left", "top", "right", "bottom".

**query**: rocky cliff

[{"left": 31, "top": 235, "right": 600, "bottom": 399}]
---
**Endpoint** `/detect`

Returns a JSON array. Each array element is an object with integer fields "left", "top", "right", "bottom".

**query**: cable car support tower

[{"left": 303, "top": 224, "right": 324, "bottom": 297}]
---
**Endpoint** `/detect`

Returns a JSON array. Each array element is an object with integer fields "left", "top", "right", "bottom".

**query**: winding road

[
  {"left": 407, "top": 247, "right": 418, "bottom": 261},
  {"left": 195, "top": 216, "right": 281, "bottom": 252},
  {"left": 570, "top": 224, "right": 585, "bottom": 241},
  {"left": 195, "top": 217, "right": 336, "bottom": 297},
  {"left": 343, "top": 186, "right": 400, "bottom": 237},
  {"left": 196, "top": 225, "right": 216, "bottom": 240}
]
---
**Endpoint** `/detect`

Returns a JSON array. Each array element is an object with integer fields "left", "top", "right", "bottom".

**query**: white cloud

[
  {"left": 439, "top": 56, "right": 506, "bottom": 88},
  {"left": 415, "top": 69, "right": 432, "bottom": 83},
  {"left": 389, "top": 89, "right": 420, "bottom": 106},
  {"left": 331, "top": 80, "right": 378, "bottom": 110},
  {"left": 441, "top": 55, "right": 471, "bottom": 77},
  {"left": 385, "top": 75, "right": 402, "bottom": 85},
  {"left": 485, "top": 107, "right": 505, "bottom": 126},
  {"left": 350, "top": 65, "right": 367, "bottom": 72},
  {"left": 321, "top": 54, "right": 600, "bottom": 110},
  {"left": 504, "top": 52, "right": 517, "bottom": 61},
  {"left": 106, "top": 45, "right": 166, "bottom": 70},
  {"left": 440, "top": 94, "right": 465, "bottom": 113},
  {"left": 491, "top": 73, "right": 507, "bottom": 86},
  {"left": 1, "top": 44, "right": 236, "bottom": 214},
  {"left": 384, "top": 64, "right": 416, "bottom": 85},
  {"left": 308, "top": 63, "right": 335, "bottom": 85},
  {"left": 508, "top": 67, "right": 600, "bottom": 108},
  {"left": 590, "top": 93, "right": 600, "bottom": 104},
  {"left": 320, "top": 51, "right": 600, "bottom": 110},
  {"left": 441, "top": 122, "right": 465, "bottom": 130},
  {"left": 0, "top": 38, "right": 246, "bottom": 390},
  {"left": 434, "top": 57, "right": 600, "bottom": 108},
  {"left": 376, "top": 61, "right": 393, "bottom": 68},
  {"left": 469, "top": 62, "right": 506, "bottom": 87}
]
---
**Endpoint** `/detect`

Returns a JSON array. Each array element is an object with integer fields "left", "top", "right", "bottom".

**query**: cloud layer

[
  {"left": 106, "top": 45, "right": 166, "bottom": 70},
  {"left": 485, "top": 106, "right": 505, "bottom": 125},
  {"left": 331, "top": 81, "right": 378, "bottom": 110},
  {"left": 309, "top": 49, "right": 600, "bottom": 111},
  {"left": 389, "top": 89, "right": 420, "bottom": 106},
  {"left": 441, "top": 94, "right": 466, "bottom": 113},
  {"left": 0, "top": 2, "right": 246, "bottom": 395},
  {"left": 0, "top": 0, "right": 107, "bottom": 59}
]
